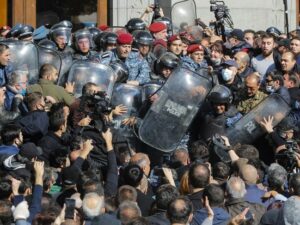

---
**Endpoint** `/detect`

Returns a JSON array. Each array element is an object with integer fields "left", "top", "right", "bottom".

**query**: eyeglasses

[{"left": 265, "top": 79, "right": 273, "bottom": 84}]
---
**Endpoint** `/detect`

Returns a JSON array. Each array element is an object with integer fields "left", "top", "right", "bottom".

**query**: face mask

[
  {"left": 221, "top": 69, "right": 233, "bottom": 81},
  {"left": 211, "top": 58, "right": 221, "bottom": 66},
  {"left": 19, "top": 88, "right": 26, "bottom": 96},
  {"left": 266, "top": 85, "right": 275, "bottom": 93}
]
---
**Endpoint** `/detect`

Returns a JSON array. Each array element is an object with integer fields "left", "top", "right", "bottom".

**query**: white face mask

[
  {"left": 266, "top": 85, "right": 275, "bottom": 93},
  {"left": 221, "top": 69, "right": 233, "bottom": 81},
  {"left": 211, "top": 58, "right": 222, "bottom": 66}
]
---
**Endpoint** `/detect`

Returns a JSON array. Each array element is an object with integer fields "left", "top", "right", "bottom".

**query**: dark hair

[
  {"left": 127, "top": 217, "right": 150, "bottom": 225},
  {"left": 0, "top": 179, "right": 12, "bottom": 200},
  {"left": 0, "top": 200, "right": 13, "bottom": 225},
  {"left": 235, "top": 144, "right": 259, "bottom": 160},
  {"left": 189, "top": 141, "right": 209, "bottom": 162},
  {"left": 188, "top": 162, "right": 210, "bottom": 189},
  {"left": 118, "top": 185, "right": 138, "bottom": 204},
  {"left": 1, "top": 123, "right": 22, "bottom": 145},
  {"left": 123, "top": 164, "right": 144, "bottom": 188},
  {"left": 48, "top": 104, "right": 66, "bottom": 132},
  {"left": 25, "top": 92, "right": 43, "bottom": 111},
  {"left": 167, "top": 197, "right": 193, "bottom": 224},
  {"left": 82, "top": 82, "right": 97, "bottom": 96},
  {"left": 203, "top": 184, "right": 225, "bottom": 207},
  {"left": 0, "top": 43, "right": 9, "bottom": 54},
  {"left": 244, "top": 29, "right": 255, "bottom": 35},
  {"left": 81, "top": 179, "right": 104, "bottom": 197},
  {"left": 286, "top": 71, "right": 299, "bottom": 87},
  {"left": 261, "top": 33, "right": 275, "bottom": 42},
  {"left": 156, "top": 184, "right": 180, "bottom": 210},
  {"left": 210, "top": 42, "right": 225, "bottom": 54},
  {"left": 289, "top": 173, "right": 300, "bottom": 196},
  {"left": 213, "top": 162, "right": 230, "bottom": 181},
  {"left": 267, "top": 71, "right": 284, "bottom": 86}
]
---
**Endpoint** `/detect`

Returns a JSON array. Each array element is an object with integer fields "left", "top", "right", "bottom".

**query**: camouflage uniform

[
  {"left": 99, "top": 49, "right": 151, "bottom": 85},
  {"left": 237, "top": 90, "right": 267, "bottom": 114}
]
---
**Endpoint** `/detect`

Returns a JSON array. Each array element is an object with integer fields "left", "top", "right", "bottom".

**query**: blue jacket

[
  {"left": 245, "top": 184, "right": 267, "bottom": 206},
  {"left": 192, "top": 207, "right": 230, "bottom": 225},
  {"left": 99, "top": 49, "right": 151, "bottom": 85},
  {"left": 0, "top": 64, "right": 13, "bottom": 86},
  {"left": 4, "top": 86, "right": 17, "bottom": 111},
  {"left": 0, "top": 145, "right": 19, "bottom": 156}
]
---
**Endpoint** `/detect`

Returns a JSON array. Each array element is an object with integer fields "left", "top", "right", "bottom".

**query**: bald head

[
  {"left": 234, "top": 51, "right": 250, "bottom": 72},
  {"left": 245, "top": 73, "right": 261, "bottom": 97},
  {"left": 82, "top": 192, "right": 104, "bottom": 218},
  {"left": 239, "top": 164, "right": 258, "bottom": 184}
]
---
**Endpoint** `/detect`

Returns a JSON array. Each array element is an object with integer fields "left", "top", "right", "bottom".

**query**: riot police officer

[
  {"left": 73, "top": 29, "right": 97, "bottom": 60},
  {"left": 49, "top": 25, "right": 73, "bottom": 54},
  {"left": 134, "top": 30, "right": 156, "bottom": 68},
  {"left": 152, "top": 52, "right": 179, "bottom": 83},
  {"left": 199, "top": 85, "right": 242, "bottom": 142},
  {"left": 99, "top": 33, "right": 151, "bottom": 86}
]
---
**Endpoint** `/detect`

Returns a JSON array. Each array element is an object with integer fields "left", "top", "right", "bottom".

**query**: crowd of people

[{"left": 0, "top": 3, "right": 299, "bottom": 225}]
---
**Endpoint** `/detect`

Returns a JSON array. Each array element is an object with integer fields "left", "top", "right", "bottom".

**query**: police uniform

[
  {"left": 72, "top": 50, "right": 98, "bottom": 61},
  {"left": 99, "top": 49, "right": 151, "bottom": 85},
  {"left": 181, "top": 55, "right": 208, "bottom": 72},
  {"left": 237, "top": 90, "right": 267, "bottom": 114}
]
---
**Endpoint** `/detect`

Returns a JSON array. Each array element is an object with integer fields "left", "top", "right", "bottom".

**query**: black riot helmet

[
  {"left": 73, "top": 29, "right": 93, "bottom": 51},
  {"left": 101, "top": 32, "right": 118, "bottom": 51},
  {"left": 38, "top": 39, "right": 58, "bottom": 51},
  {"left": 207, "top": 85, "right": 233, "bottom": 105},
  {"left": 266, "top": 27, "right": 281, "bottom": 38},
  {"left": 88, "top": 27, "right": 102, "bottom": 41},
  {"left": 6, "top": 24, "right": 24, "bottom": 39},
  {"left": 17, "top": 25, "right": 34, "bottom": 40},
  {"left": 94, "top": 32, "right": 108, "bottom": 51},
  {"left": 110, "top": 60, "right": 129, "bottom": 83},
  {"left": 154, "top": 52, "right": 179, "bottom": 74},
  {"left": 135, "top": 30, "right": 153, "bottom": 46},
  {"left": 51, "top": 20, "right": 73, "bottom": 30},
  {"left": 125, "top": 18, "right": 146, "bottom": 34}
]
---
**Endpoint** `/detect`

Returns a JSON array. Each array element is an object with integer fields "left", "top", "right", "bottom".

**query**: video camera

[
  {"left": 209, "top": 0, "right": 234, "bottom": 40},
  {"left": 80, "top": 91, "right": 112, "bottom": 132},
  {"left": 275, "top": 140, "right": 300, "bottom": 173}
]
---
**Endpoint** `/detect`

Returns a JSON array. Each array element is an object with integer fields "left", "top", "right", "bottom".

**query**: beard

[{"left": 262, "top": 49, "right": 273, "bottom": 57}]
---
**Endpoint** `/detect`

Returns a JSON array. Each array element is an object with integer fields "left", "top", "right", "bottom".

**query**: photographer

[{"left": 260, "top": 116, "right": 300, "bottom": 174}]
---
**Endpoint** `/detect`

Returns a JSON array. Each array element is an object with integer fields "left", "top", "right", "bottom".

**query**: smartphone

[
  {"left": 245, "top": 209, "right": 253, "bottom": 221},
  {"left": 65, "top": 198, "right": 76, "bottom": 219}
]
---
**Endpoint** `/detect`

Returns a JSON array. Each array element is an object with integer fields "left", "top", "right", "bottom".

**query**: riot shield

[
  {"left": 107, "top": 26, "right": 128, "bottom": 35},
  {"left": 226, "top": 94, "right": 291, "bottom": 145},
  {"left": 67, "top": 60, "right": 116, "bottom": 98},
  {"left": 171, "top": 0, "right": 197, "bottom": 33},
  {"left": 1, "top": 40, "right": 39, "bottom": 84},
  {"left": 142, "top": 83, "right": 161, "bottom": 102},
  {"left": 57, "top": 52, "right": 73, "bottom": 85},
  {"left": 110, "top": 83, "right": 142, "bottom": 137},
  {"left": 139, "top": 67, "right": 213, "bottom": 152},
  {"left": 38, "top": 46, "right": 62, "bottom": 73}
]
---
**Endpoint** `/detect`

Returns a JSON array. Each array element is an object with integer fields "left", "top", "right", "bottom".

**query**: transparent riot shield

[
  {"left": 171, "top": 0, "right": 197, "bottom": 33},
  {"left": 38, "top": 46, "right": 62, "bottom": 73},
  {"left": 139, "top": 67, "right": 213, "bottom": 152},
  {"left": 57, "top": 52, "right": 73, "bottom": 85},
  {"left": 226, "top": 94, "right": 291, "bottom": 145},
  {"left": 1, "top": 40, "right": 39, "bottom": 84},
  {"left": 106, "top": 26, "right": 128, "bottom": 35},
  {"left": 110, "top": 83, "right": 142, "bottom": 137},
  {"left": 142, "top": 83, "right": 161, "bottom": 102},
  {"left": 67, "top": 60, "right": 116, "bottom": 98}
]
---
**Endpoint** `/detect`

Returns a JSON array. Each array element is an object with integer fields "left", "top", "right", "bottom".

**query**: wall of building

[{"left": 110, "top": 0, "right": 297, "bottom": 32}]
